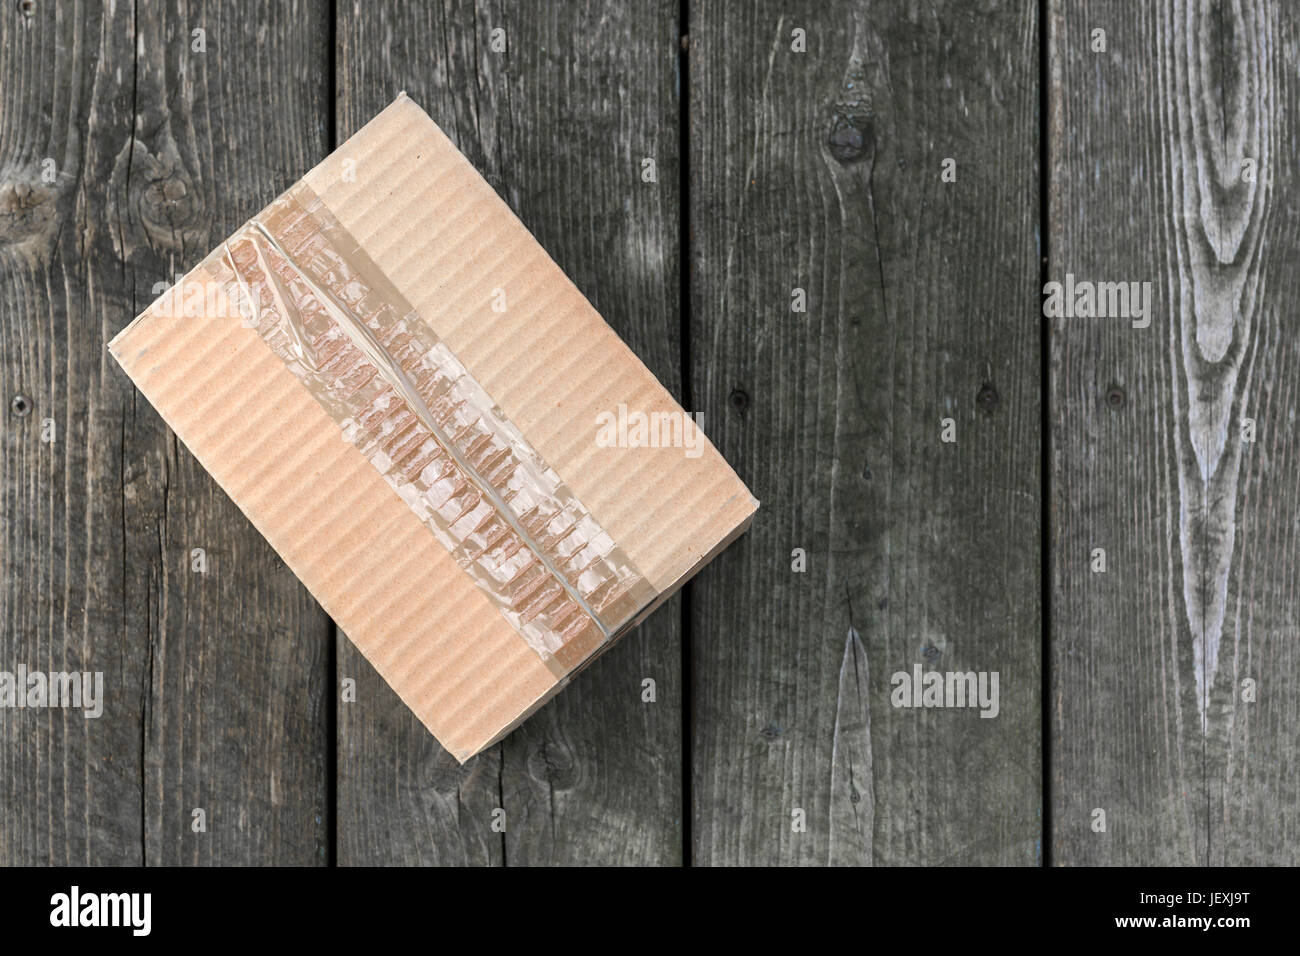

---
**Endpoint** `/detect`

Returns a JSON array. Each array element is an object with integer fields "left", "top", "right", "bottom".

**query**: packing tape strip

[{"left": 199, "top": 183, "right": 658, "bottom": 678}]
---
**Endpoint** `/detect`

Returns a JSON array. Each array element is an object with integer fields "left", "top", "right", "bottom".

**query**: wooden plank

[
  {"left": 0, "top": 0, "right": 134, "bottom": 867},
  {"left": 1049, "top": 0, "right": 1300, "bottom": 865},
  {"left": 688, "top": 0, "right": 1041, "bottom": 865},
  {"left": 334, "top": 0, "right": 684, "bottom": 865},
  {"left": 0, "top": 0, "right": 331, "bottom": 865}
]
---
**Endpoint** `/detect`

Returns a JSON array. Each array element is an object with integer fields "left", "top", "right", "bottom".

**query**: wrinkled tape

[{"left": 200, "top": 184, "right": 657, "bottom": 677}]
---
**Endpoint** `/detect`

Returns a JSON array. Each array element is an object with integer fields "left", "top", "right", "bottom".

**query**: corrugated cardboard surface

[{"left": 110, "top": 94, "right": 757, "bottom": 762}]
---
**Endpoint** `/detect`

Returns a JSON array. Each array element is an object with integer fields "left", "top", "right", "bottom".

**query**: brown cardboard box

[{"left": 108, "top": 93, "right": 757, "bottom": 762}]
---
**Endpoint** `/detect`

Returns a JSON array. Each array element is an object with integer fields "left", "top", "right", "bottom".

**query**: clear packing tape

[{"left": 201, "top": 184, "right": 658, "bottom": 677}]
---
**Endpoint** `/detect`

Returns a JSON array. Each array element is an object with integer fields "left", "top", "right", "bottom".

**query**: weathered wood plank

[
  {"left": 0, "top": 0, "right": 331, "bottom": 865},
  {"left": 0, "top": 0, "right": 136, "bottom": 867},
  {"left": 689, "top": 0, "right": 1041, "bottom": 865},
  {"left": 334, "top": 0, "right": 684, "bottom": 866},
  {"left": 1050, "top": 0, "right": 1300, "bottom": 865}
]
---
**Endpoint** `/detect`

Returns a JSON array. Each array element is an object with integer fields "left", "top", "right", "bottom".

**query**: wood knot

[
  {"left": 1105, "top": 384, "right": 1126, "bottom": 410},
  {"left": 138, "top": 166, "right": 200, "bottom": 235},
  {"left": 108, "top": 133, "right": 206, "bottom": 259},
  {"left": 827, "top": 109, "right": 874, "bottom": 164},
  {"left": 728, "top": 385, "right": 750, "bottom": 414},
  {"left": 526, "top": 733, "right": 578, "bottom": 790},
  {"left": 0, "top": 176, "right": 60, "bottom": 250},
  {"left": 976, "top": 382, "right": 1000, "bottom": 414}
]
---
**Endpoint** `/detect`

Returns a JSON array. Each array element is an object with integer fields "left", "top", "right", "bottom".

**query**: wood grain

[
  {"left": 688, "top": 0, "right": 1041, "bottom": 864},
  {"left": 15, "top": 0, "right": 1300, "bottom": 870},
  {"left": 0, "top": 0, "right": 331, "bottom": 865},
  {"left": 1050, "top": 0, "right": 1300, "bottom": 865},
  {"left": 334, "top": 0, "right": 684, "bottom": 866}
]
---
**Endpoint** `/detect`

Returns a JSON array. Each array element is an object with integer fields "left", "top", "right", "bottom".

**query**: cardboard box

[{"left": 108, "top": 93, "right": 757, "bottom": 762}]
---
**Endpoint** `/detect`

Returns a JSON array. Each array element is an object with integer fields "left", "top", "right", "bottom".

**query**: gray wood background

[
  {"left": 0, "top": 0, "right": 1292, "bottom": 865},
  {"left": 1049, "top": 0, "right": 1300, "bottom": 865}
]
